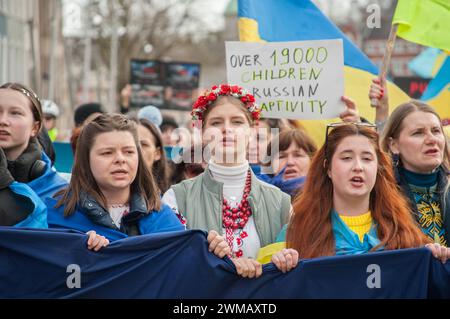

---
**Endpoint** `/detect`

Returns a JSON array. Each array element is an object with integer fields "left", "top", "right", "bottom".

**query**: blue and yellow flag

[
  {"left": 408, "top": 48, "right": 447, "bottom": 79},
  {"left": 421, "top": 56, "right": 450, "bottom": 122},
  {"left": 238, "top": 0, "right": 410, "bottom": 145}
]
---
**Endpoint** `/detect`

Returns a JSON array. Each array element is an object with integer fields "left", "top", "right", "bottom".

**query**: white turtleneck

[
  {"left": 208, "top": 160, "right": 248, "bottom": 203},
  {"left": 162, "top": 160, "right": 261, "bottom": 258}
]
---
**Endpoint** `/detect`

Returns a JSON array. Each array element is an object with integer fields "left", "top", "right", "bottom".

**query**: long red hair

[{"left": 287, "top": 124, "right": 430, "bottom": 258}]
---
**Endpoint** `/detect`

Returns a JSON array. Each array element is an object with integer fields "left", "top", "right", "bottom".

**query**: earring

[{"left": 392, "top": 153, "right": 400, "bottom": 167}]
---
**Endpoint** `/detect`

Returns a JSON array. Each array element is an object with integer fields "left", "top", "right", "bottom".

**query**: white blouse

[{"left": 108, "top": 204, "right": 130, "bottom": 228}]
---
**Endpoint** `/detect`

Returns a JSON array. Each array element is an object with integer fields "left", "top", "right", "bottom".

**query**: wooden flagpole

[{"left": 371, "top": 23, "right": 398, "bottom": 107}]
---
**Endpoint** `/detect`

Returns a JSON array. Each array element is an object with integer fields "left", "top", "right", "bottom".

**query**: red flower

[
  {"left": 236, "top": 238, "right": 242, "bottom": 246},
  {"left": 220, "top": 84, "right": 231, "bottom": 94},
  {"left": 192, "top": 84, "right": 261, "bottom": 123},
  {"left": 231, "top": 85, "right": 240, "bottom": 93},
  {"left": 246, "top": 94, "right": 255, "bottom": 103},
  {"left": 207, "top": 92, "right": 217, "bottom": 101},
  {"left": 236, "top": 249, "right": 243, "bottom": 258},
  {"left": 197, "top": 96, "right": 208, "bottom": 106},
  {"left": 240, "top": 231, "right": 248, "bottom": 239}
]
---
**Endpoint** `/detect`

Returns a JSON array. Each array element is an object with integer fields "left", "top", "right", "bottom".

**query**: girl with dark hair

[
  {"left": 46, "top": 114, "right": 230, "bottom": 257},
  {"left": 0, "top": 82, "right": 67, "bottom": 227},
  {"left": 269, "top": 123, "right": 448, "bottom": 272}
]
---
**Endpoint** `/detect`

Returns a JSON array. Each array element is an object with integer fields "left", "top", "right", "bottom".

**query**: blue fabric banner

[{"left": 0, "top": 227, "right": 448, "bottom": 299}]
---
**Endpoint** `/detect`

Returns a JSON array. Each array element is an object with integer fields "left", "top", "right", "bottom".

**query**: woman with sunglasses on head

[
  {"left": 267, "top": 123, "right": 449, "bottom": 273},
  {"left": 380, "top": 100, "right": 450, "bottom": 247},
  {"left": 162, "top": 84, "right": 292, "bottom": 278},
  {"left": 47, "top": 114, "right": 231, "bottom": 257},
  {"left": 0, "top": 83, "right": 68, "bottom": 227}
]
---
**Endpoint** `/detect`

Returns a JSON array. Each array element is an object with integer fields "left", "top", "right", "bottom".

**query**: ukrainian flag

[
  {"left": 238, "top": 0, "right": 410, "bottom": 145},
  {"left": 421, "top": 56, "right": 450, "bottom": 122},
  {"left": 408, "top": 48, "right": 447, "bottom": 79}
]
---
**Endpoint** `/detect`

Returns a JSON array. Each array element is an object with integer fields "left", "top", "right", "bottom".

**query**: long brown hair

[
  {"left": 287, "top": 124, "right": 429, "bottom": 258},
  {"left": 0, "top": 82, "right": 43, "bottom": 131},
  {"left": 137, "top": 118, "right": 170, "bottom": 193},
  {"left": 55, "top": 113, "right": 161, "bottom": 216}
]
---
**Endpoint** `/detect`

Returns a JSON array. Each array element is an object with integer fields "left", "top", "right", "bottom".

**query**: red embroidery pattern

[{"left": 223, "top": 170, "right": 252, "bottom": 258}]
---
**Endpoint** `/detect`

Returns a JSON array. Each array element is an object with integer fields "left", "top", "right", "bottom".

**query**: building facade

[{"left": 0, "top": 0, "right": 35, "bottom": 85}]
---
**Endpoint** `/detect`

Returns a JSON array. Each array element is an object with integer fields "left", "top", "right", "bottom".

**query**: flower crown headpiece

[{"left": 191, "top": 84, "right": 261, "bottom": 122}]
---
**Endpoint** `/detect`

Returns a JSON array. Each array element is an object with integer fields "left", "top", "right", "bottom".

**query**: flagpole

[{"left": 371, "top": 23, "right": 398, "bottom": 107}]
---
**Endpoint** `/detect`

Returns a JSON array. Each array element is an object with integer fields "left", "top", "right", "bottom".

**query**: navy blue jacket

[{"left": 46, "top": 191, "right": 185, "bottom": 241}]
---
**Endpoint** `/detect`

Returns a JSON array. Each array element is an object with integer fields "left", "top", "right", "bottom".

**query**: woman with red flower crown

[{"left": 162, "top": 84, "right": 292, "bottom": 278}]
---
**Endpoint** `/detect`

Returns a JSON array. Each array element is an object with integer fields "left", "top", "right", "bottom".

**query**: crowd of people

[{"left": 0, "top": 77, "right": 449, "bottom": 281}]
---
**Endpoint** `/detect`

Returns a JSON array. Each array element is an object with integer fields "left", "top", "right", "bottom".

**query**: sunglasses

[{"left": 325, "top": 122, "right": 377, "bottom": 146}]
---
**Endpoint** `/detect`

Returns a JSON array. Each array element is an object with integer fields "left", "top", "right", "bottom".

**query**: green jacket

[{"left": 171, "top": 167, "right": 291, "bottom": 247}]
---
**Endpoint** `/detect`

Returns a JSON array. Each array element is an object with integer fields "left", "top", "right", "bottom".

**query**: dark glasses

[{"left": 325, "top": 122, "right": 377, "bottom": 146}]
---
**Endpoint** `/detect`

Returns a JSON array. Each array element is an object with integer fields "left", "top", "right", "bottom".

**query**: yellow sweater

[
  {"left": 256, "top": 212, "right": 373, "bottom": 264},
  {"left": 339, "top": 211, "right": 373, "bottom": 243}
]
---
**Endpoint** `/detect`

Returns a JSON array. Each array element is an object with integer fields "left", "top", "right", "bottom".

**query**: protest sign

[{"left": 226, "top": 40, "right": 345, "bottom": 120}]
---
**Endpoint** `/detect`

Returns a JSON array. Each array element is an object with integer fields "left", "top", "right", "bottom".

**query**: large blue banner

[{"left": 0, "top": 227, "right": 448, "bottom": 299}]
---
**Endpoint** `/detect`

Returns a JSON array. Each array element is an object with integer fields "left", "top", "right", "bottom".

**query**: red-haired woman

[{"left": 268, "top": 123, "right": 449, "bottom": 272}]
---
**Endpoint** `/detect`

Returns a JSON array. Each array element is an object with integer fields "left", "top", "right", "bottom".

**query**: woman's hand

[
  {"left": 271, "top": 248, "right": 299, "bottom": 273},
  {"left": 86, "top": 230, "right": 109, "bottom": 251},
  {"left": 426, "top": 243, "right": 450, "bottom": 263},
  {"left": 207, "top": 230, "right": 231, "bottom": 258},
  {"left": 369, "top": 77, "right": 389, "bottom": 122},
  {"left": 339, "top": 96, "right": 360, "bottom": 123},
  {"left": 231, "top": 257, "right": 263, "bottom": 278}
]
